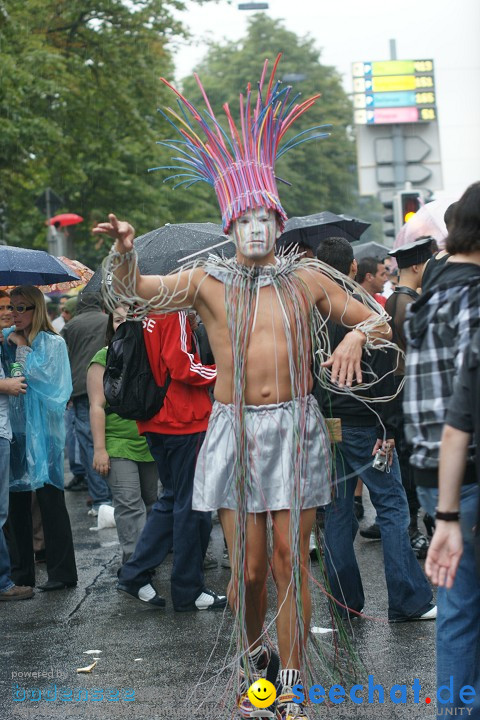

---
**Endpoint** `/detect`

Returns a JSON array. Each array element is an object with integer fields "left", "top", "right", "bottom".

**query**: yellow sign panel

[
  {"left": 371, "top": 60, "right": 415, "bottom": 76},
  {"left": 352, "top": 59, "right": 434, "bottom": 78},
  {"left": 372, "top": 76, "right": 416, "bottom": 92}
]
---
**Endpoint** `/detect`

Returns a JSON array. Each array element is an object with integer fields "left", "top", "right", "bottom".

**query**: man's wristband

[{"left": 435, "top": 509, "right": 460, "bottom": 522}]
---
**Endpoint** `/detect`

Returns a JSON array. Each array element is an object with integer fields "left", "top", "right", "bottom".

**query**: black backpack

[{"left": 103, "top": 320, "right": 170, "bottom": 421}]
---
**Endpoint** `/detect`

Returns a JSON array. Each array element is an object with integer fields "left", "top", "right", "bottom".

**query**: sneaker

[
  {"left": 204, "top": 550, "right": 219, "bottom": 570},
  {"left": 389, "top": 602, "right": 437, "bottom": 623},
  {"left": 65, "top": 475, "right": 88, "bottom": 491},
  {"left": 409, "top": 528, "right": 429, "bottom": 559},
  {"left": 221, "top": 547, "right": 231, "bottom": 569},
  {"left": 116, "top": 581, "right": 166, "bottom": 608},
  {"left": 237, "top": 646, "right": 279, "bottom": 718},
  {"left": 359, "top": 523, "right": 381, "bottom": 540},
  {"left": 276, "top": 687, "right": 309, "bottom": 719},
  {"left": 353, "top": 496, "right": 364, "bottom": 520},
  {"left": 87, "top": 507, "right": 98, "bottom": 517},
  {"left": 309, "top": 532, "right": 318, "bottom": 562},
  {"left": 175, "top": 587, "right": 227, "bottom": 612},
  {"left": 0, "top": 585, "right": 34, "bottom": 601}
]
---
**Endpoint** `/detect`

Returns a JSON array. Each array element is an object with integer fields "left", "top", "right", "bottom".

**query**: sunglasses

[{"left": 7, "top": 304, "right": 35, "bottom": 314}]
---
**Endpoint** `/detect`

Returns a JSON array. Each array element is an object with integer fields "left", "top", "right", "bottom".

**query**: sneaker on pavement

[
  {"left": 236, "top": 646, "right": 279, "bottom": 718},
  {"left": 116, "top": 581, "right": 166, "bottom": 608},
  {"left": 204, "top": 550, "right": 219, "bottom": 570},
  {"left": 389, "top": 602, "right": 437, "bottom": 623},
  {"left": 0, "top": 585, "right": 34, "bottom": 601},
  {"left": 309, "top": 532, "right": 318, "bottom": 561},
  {"left": 221, "top": 547, "right": 231, "bottom": 569},
  {"left": 353, "top": 496, "right": 364, "bottom": 520},
  {"left": 175, "top": 587, "right": 227, "bottom": 612},
  {"left": 360, "top": 523, "right": 381, "bottom": 540},
  {"left": 87, "top": 507, "right": 98, "bottom": 517},
  {"left": 409, "top": 528, "right": 429, "bottom": 559},
  {"left": 65, "top": 475, "right": 88, "bottom": 492},
  {"left": 276, "top": 686, "right": 309, "bottom": 719}
]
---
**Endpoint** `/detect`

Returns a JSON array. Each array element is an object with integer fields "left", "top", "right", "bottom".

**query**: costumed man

[
  {"left": 385, "top": 236, "right": 436, "bottom": 555},
  {"left": 94, "top": 56, "right": 397, "bottom": 720}
]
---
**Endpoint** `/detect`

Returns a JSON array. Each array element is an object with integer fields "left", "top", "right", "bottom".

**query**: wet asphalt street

[{"left": 1, "top": 475, "right": 437, "bottom": 720}]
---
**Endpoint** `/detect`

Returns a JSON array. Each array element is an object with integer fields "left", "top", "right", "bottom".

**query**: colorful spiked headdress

[{"left": 152, "top": 54, "right": 329, "bottom": 233}]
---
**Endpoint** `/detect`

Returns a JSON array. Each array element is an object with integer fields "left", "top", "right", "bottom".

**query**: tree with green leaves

[{"left": 0, "top": 0, "right": 215, "bottom": 266}]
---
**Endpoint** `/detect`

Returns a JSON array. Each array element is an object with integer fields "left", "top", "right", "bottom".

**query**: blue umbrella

[{"left": 0, "top": 246, "right": 80, "bottom": 286}]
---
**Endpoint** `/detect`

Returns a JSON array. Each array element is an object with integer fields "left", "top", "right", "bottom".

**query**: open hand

[
  {"left": 321, "top": 329, "right": 364, "bottom": 387},
  {"left": 92, "top": 213, "right": 135, "bottom": 254},
  {"left": 425, "top": 521, "right": 463, "bottom": 589}
]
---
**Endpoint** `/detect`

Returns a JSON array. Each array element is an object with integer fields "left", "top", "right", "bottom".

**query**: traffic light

[
  {"left": 394, "top": 190, "right": 423, "bottom": 229},
  {"left": 381, "top": 198, "right": 396, "bottom": 240}
]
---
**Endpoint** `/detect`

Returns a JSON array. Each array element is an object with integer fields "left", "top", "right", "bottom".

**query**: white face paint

[{"left": 229, "top": 207, "right": 280, "bottom": 260}]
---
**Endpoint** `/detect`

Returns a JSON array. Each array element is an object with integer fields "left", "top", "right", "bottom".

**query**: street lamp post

[{"left": 238, "top": 2, "right": 269, "bottom": 9}]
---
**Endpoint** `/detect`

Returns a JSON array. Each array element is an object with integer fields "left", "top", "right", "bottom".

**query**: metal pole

[
  {"left": 389, "top": 39, "right": 407, "bottom": 189},
  {"left": 46, "top": 187, "right": 58, "bottom": 255}
]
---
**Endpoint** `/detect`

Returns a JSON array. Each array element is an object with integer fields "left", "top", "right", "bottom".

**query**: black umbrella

[
  {"left": 352, "top": 241, "right": 390, "bottom": 262},
  {"left": 277, "top": 211, "right": 370, "bottom": 254},
  {"left": 84, "top": 222, "right": 235, "bottom": 293}
]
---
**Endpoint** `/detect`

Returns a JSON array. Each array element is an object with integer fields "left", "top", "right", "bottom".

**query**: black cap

[{"left": 388, "top": 236, "right": 435, "bottom": 269}]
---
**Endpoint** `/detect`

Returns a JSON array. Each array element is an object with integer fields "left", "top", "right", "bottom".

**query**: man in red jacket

[{"left": 116, "top": 311, "right": 226, "bottom": 611}]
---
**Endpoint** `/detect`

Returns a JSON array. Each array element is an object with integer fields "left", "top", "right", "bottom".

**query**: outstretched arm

[{"left": 92, "top": 213, "right": 201, "bottom": 309}]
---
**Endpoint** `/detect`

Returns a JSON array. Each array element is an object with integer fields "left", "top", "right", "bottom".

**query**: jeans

[
  {"left": 324, "top": 425, "right": 432, "bottom": 620},
  {"left": 417, "top": 484, "right": 480, "bottom": 719},
  {"left": 65, "top": 406, "right": 85, "bottom": 477},
  {"left": 72, "top": 396, "right": 111, "bottom": 507},
  {"left": 0, "top": 438, "right": 13, "bottom": 593},
  {"left": 108, "top": 458, "right": 158, "bottom": 562},
  {"left": 119, "top": 432, "right": 211, "bottom": 609}
]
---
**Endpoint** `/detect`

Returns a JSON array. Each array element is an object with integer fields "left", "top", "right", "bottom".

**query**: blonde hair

[{"left": 10, "top": 286, "right": 57, "bottom": 345}]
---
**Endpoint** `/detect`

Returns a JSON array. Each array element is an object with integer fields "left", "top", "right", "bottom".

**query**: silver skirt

[{"left": 193, "top": 395, "right": 332, "bottom": 513}]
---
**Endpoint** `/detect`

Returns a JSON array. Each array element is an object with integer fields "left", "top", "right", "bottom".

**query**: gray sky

[{"left": 171, "top": 0, "right": 480, "bottom": 199}]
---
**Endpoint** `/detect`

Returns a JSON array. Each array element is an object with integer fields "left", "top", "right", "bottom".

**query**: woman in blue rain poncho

[{"left": 4, "top": 286, "right": 77, "bottom": 591}]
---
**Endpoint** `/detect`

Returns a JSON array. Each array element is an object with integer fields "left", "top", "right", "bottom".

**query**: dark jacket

[{"left": 62, "top": 293, "right": 108, "bottom": 398}]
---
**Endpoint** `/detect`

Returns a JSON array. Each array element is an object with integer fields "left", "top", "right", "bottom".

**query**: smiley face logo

[{"left": 247, "top": 679, "right": 277, "bottom": 708}]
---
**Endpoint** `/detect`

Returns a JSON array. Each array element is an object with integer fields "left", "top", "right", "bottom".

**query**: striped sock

[
  {"left": 280, "top": 668, "right": 300, "bottom": 689},
  {"left": 249, "top": 645, "right": 264, "bottom": 663}
]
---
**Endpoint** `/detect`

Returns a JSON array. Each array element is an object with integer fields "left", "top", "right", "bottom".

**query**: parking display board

[{"left": 352, "top": 59, "right": 436, "bottom": 124}]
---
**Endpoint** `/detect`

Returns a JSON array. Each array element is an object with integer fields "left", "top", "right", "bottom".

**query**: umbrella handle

[{"left": 178, "top": 238, "right": 233, "bottom": 262}]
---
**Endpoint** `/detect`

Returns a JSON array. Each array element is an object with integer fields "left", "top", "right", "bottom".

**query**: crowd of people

[{"left": 1, "top": 55, "right": 479, "bottom": 720}]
